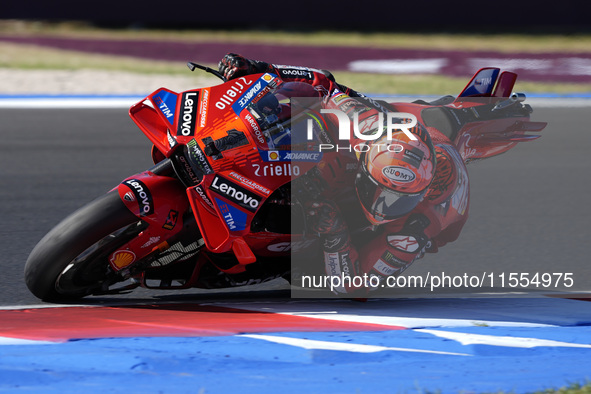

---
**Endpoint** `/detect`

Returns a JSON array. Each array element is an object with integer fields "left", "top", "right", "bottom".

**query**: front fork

[{"left": 109, "top": 160, "right": 193, "bottom": 274}]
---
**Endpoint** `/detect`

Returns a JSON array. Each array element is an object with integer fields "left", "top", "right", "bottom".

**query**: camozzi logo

[{"left": 307, "top": 109, "right": 418, "bottom": 152}]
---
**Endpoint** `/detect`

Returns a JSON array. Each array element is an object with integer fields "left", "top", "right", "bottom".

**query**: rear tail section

[
  {"left": 456, "top": 68, "right": 518, "bottom": 99},
  {"left": 449, "top": 68, "right": 547, "bottom": 162},
  {"left": 456, "top": 68, "right": 500, "bottom": 98},
  {"left": 492, "top": 71, "right": 517, "bottom": 97}
]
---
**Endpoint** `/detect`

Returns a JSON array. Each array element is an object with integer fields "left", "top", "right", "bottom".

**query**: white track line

[
  {"left": 0, "top": 96, "right": 589, "bottom": 108},
  {"left": 417, "top": 329, "right": 591, "bottom": 349},
  {"left": 239, "top": 334, "right": 470, "bottom": 356}
]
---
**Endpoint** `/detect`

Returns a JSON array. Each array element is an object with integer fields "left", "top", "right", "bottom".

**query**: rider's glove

[
  {"left": 218, "top": 53, "right": 273, "bottom": 80},
  {"left": 306, "top": 200, "right": 347, "bottom": 237}
]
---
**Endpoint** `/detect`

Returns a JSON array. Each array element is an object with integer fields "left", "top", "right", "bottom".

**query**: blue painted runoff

[{"left": 1, "top": 325, "right": 591, "bottom": 394}]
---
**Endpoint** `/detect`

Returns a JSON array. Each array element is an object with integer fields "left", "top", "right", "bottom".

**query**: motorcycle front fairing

[
  {"left": 125, "top": 85, "right": 259, "bottom": 273},
  {"left": 125, "top": 73, "right": 320, "bottom": 276},
  {"left": 112, "top": 169, "right": 192, "bottom": 272}
]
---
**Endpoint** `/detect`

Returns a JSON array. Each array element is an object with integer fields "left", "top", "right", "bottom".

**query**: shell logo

[
  {"left": 263, "top": 74, "right": 273, "bottom": 81},
  {"left": 268, "top": 151, "right": 280, "bottom": 161},
  {"left": 109, "top": 250, "right": 136, "bottom": 270}
]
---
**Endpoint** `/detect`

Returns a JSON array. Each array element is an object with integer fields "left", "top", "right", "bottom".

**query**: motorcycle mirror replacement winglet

[
  {"left": 187, "top": 61, "right": 227, "bottom": 82},
  {"left": 232, "top": 238, "right": 257, "bottom": 266}
]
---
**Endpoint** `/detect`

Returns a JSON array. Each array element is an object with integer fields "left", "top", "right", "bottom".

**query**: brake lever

[{"left": 187, "top": 62, "right": 227, "bottom": 82}]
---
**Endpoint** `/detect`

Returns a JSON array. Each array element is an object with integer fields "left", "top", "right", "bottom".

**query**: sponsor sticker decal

[
  {"left": 244, "top": 113, "right": 266, "bottom": 145},
  {"left": 231, "top": 73, "right": 275, "bottom": 114},
  {"left": 177, "top": 91, "right": 199, "bottom": 136},
  {"left": 214, "top": 77, "right": 254, "bottom": 110},
  {"left": 387, "top": 235, "right": 420, "bottom": 253},
  {"left": 268, "top": 151, "right": 280, "bottom": 161},
  {"left": 382, "top": 166, "right": 416, "bottom": 183},
  {"left": 153, "top": 90, "right": 177, "bottom": 125},
  {"left": 326, "top": 252, "right": 341, "bottom": 276},
  {"left": 260, "top": 150, "right": 323, "bottom": 162},
  {"left": 163, "top": 210, "right": 179, "bottom": 230},
  {"left": 110, "top": 250, "right": 136, "bottom": 270},
  {"left": 403, "top": 148, "right": 424, "bottom": 169},
  {"left": 372, "top": 258, "right": 399, "bottom": 276},
  {"left": 141, "top": 237, "right": 161, "bottom": 249},
  {"left": 167, "top": 129, "right": 177, "bottom": 148},
  {"left": 186, "top": 139, "right": 213, "bottom": 175},
  {"left": 198, "top": 88, "right": 210, "bottom": 128},
  {"left": 279, "top": 68, "right": 314, "bottom": 80},
  {"left": 194, "top": 185, "right": 216, "bottom": 211},
  {"left": 123, "top": 179, "right": 154, "bottom": 216},
  {"left": 210, "top": 175, "right": 262, "bottom": 212},
  {"left": 252, "top": 162, "right": 300, "bottom": 177},
  {"left": 215, "top": 198, "right": 247, "bottom": 231},
  {"left": 228, "top": 171, "right": 271, "bottom": 196},
  {"left": 267, "top": 239, "right": 317, "bottom": 253}
]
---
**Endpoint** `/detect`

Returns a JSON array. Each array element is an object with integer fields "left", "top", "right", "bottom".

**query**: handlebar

[{"left": 187, "top": 62, "right": 226, "bottom": 82}]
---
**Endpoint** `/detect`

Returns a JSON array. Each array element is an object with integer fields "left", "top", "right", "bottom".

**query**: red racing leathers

[
  {"left": 316, "top": 87, "right": 469, "bottom": 294},
  {"left": 220, "top": 55, "right": 470, "bottom": 295}
]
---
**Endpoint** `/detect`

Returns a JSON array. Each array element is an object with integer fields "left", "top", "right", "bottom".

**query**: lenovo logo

[
  {"left": 177, "top": 92, "right": 199, "bottom": 136},
  {"left": 210, "top": 175, "right": 261, "bottom": 212}
]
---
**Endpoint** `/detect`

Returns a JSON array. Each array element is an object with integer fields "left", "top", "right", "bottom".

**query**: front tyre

[{"left": 24, "top": 191, "right": 142, "bottom": 301}]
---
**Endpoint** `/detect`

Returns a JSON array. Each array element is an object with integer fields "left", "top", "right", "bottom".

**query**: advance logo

[{"left": 210, "top": 175, "right": 262, "bottom": 212}]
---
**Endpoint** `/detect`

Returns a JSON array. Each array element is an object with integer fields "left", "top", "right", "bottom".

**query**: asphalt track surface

[
  {"left": 2, "top": 104, "right": 590, "bottom": 305},
  {"left": 2, "top": 103, "right": 591, "bottom": 393}
]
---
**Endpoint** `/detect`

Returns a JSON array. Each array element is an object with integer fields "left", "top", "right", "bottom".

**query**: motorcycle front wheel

[{"left": 24, "top": 191, "right": 144, "bottom": 301}]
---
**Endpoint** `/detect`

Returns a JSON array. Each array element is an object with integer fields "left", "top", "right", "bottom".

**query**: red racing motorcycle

[{"left": 24, "top": 63, "right": 545, "bottom": 301}]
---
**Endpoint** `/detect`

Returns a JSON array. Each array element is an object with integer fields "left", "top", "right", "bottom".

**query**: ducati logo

[{"left": 123, "top": 179, "right": 154, "bottom": 217}]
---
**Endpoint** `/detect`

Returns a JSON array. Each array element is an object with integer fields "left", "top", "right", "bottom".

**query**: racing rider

[{"left": 218, "top": 53, "right": 469, "bottom": 295}]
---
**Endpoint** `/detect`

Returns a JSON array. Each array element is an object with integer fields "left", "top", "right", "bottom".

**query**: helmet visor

[{"left": 355, "top": 168, "right": 425, "bottom": 222}]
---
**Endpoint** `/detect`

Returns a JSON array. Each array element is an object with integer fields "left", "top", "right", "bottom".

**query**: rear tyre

[{"left": 24, "top": 191, "right": 142, "bottom": 301}]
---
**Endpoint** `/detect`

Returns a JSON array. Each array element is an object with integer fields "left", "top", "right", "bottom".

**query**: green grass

[
  {"left": 1, "top": 21, "right": 591, "bottom": 94},
  {"left": 332, "top": 71, "right": 591, "bottom": 95},
  {"left": 0, "top": 42, "right": 184, "bottom": 74},
  {"left": 521, "top": 382, "right": 591, "bottom": 394},
  {"left": 2, "top": 42, "right": 589, "bottom": 95},
  {"left": 4, "top": 20, "right": 591, "bottom": 53}
]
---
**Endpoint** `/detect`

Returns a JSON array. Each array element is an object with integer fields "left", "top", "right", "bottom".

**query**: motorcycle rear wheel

[{"left": 24, "top": 191, "right": 142, "bottom": 301}]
